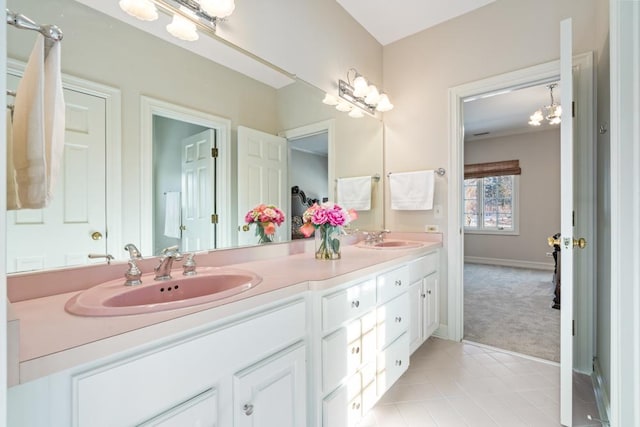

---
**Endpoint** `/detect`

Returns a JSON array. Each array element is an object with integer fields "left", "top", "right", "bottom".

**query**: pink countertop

[{"left": 8, "top": 233, "right": 442, "bottom": 384}]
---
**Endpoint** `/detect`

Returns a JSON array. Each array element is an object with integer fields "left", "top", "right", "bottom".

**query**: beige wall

[
  {"left": 217, "top": 0, "right": 383, "bottom": 96},
  {"left": 464, "top": 130, "right": 560, "bottom": 267},
  {"left": 383, "top": 0, "right": 606, "bottom": 328}
]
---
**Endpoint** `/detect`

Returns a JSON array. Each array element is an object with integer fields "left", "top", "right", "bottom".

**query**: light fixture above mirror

[
  {"left": 528, "top": 83, "right": 562, "bottom": 126},
  {"left": 119, "top": 0, "right": 236, "bottom": 41},
  {"left": 322, "top": 68, "right": 394, "bottom": 117}
]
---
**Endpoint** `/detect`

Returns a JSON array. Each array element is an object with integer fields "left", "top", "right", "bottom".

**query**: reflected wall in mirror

[{"left": 6, "top": 0, "right": 384, "bottom": 274}]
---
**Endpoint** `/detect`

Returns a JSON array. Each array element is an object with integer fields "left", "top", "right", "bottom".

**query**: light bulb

[
  {"left": 352, "top": 75, "right": 369, "bottom": 98},
  {"left": 322, "top": 93, "right": 339, "bottom": 106},
  {"left": 364, "top": 85, "right": 380, "bottom": 105},
  {"left": 119, "top": 0, "right": 158, "bottom": 21},
  {"left": 375, "top": 94, "right": 394, "bottom": 112},
  {"left": 166, "top": 9, "right": 199, "bottom": 41},
  {"left": 335, "top": 100, "right": 352, "bottom": 112},
  {"left": 349, "top": 108, "right": 364, "bottom": 118},
  {"left": 200, "top": 0, "right": 236, "bottom": 18}
]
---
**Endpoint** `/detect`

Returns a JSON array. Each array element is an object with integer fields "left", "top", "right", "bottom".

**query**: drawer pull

[
  {"left": 352, "top": 402, "right": 361, "bottom": 410},
  {"left": 395, "top": 316, "right": 402, "bottom": 323},
  {"left": 395, "top": 279, "right": 402, "bottom": 287},
  {"left": 351, "top": 300, "right": 360, "bottom": 308},
  {"left": 351, "top": 346, "right": 361, "bottom": 354},
  {"left": 427, "top": 289, "right": 432, "bottom": 295},
  {"left": 395, "top": 359, "right": 403, "bottom": 366},
  {"left": 421, "top": 293, "right": 426, "bottom": 298},
  {"left": 243, "top": 403, "right": 254, "bottom": 416}
]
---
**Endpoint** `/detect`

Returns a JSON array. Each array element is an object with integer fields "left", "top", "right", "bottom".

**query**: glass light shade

[
  {"left": 322, "top": 93, "right": 339, "bottom": 106},
  {"left": 166, "top": 11, "right": 199, "bottom": 41},
  {"left": 549, "top": 116, "right": 562, "bottom": 125},
  {"left": 375, "top": 94, "right": 394, "bottom": 112},
  {"left": 348, "top": 108, "right": 364, "bottom": 118},
  {"left": 364, "top": 85, "right": 380, "bottom": 105},
  {"left": 200, "top": 0, "right": 236, "bottom": 18},
  {"left": 119, "top": 0, "right": 158, "bottom": 21},
  {"left": 352, "top": 75, "right": 369, "bottom": 98},
  {"left": 335, "top": 100, "right": 353, "bottom": 112}
]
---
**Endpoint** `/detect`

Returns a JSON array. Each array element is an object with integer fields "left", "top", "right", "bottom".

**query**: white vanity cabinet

[
  {"left": 314, "top": 265, "right": 411, "bottom": 427},
  {"left": 9, "top": 299, "right": 307, "bottom": 427},
  {"left": 408, "top": 251, "right": 440, "bottom": 354}
]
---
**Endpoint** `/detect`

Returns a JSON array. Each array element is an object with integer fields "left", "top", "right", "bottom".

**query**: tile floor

[{"left": 360, "top": 337, "right": 603, "bottom": 427}]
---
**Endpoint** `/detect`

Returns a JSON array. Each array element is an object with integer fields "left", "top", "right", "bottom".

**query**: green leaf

[{"left": 331, "top": 238, "right": 340, "bottom": 253}]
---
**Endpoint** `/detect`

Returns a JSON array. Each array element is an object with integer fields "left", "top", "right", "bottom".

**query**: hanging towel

[
  {"left": 6, "top": 107, "right": 21, "bottom": 210},
  {"left": 389, "top": 170, "right": 435, "bottom": 210},
  {"left": 337, "top": 176, "right": 372, "bottom": 211},
  {"left": 12, "top": 34, "right": 65, "bottom": 209},
  {"left": 164, "top": 192, "right": 182, "bottom": 238}
]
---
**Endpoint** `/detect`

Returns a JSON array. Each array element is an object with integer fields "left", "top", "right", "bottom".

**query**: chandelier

[{"left": 528, "top": 83, "right": 562, "bottom": 126}]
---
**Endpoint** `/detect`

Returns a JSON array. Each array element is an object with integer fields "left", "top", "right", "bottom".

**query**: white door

[
  {"left": 237, "top": 126, "right": 287, "bottom": 246},
  {"left": 181, "top": 129, "right": 216, "bottom": 252},
  {"left": 233, "top": 344, "right": 306, "bottom": 427},
  {"left": 6, "top": 75, "right": 107, "bottom": 272}
]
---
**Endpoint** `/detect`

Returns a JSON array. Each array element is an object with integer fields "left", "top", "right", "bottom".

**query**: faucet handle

[
  {"left": 161, "top": 245, "right": 181, "bottom": 258},
  {"left": 182, "top": 253, "right": 197, "bottom": 276},
  {"left": 124, "top": 243, "right": 142, "bottom": 259},
  {"left": 124, "top": 259, "right": 142, "bottom": 286}
]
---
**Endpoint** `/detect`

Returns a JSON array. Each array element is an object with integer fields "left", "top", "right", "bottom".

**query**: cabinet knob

[
  {"left": 395, "top": 316, "right": 402, "bottom": 323},
  {"left": 351, "top": 346, "right": 360, "bottom": 354},
  {"left": 421, "top": 293, "right": 426, "bottom": 298},
  {"left": 243, "top": 403, "right": 254, "bottom": 416},
  {"left": 352, "top": 402, "right": 361, "bottom": 410},
  {"left": 427, "top": 289, "right": 432, "bottom": 295},
  {"left": 395, "top": 359, "right": 403, "bottom": 366},
  {"left": 395, "top": 279, "right": 402, "bottom": 286},
  {"left": 351, "top": 300, "right": 360, "bottom": 308}
]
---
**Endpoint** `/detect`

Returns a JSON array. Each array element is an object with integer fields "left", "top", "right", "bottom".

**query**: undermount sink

[
  {"left": 357, "top": 240, "right": 424, "bottom": 249},
  {"left": 65, "top": 267, "right": 262, "bottom": 316}
]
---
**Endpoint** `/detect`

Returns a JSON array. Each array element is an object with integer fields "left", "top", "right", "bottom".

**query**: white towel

[
  {"left": 6, "top": 107, "right": 20, "bottom": 210},
  {"left": 337, "top": 176, "right": 372, "bottom": 211},
  {"left": 12, "top": 35, "right": 65, "bottom": 209},
  {"left": 389, "top": 170, "right": 435, "bottom": 210},
  {"left": 164, "top": 192, "right": 182, "bottom": 238}
]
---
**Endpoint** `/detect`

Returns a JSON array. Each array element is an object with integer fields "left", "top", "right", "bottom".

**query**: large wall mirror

[{"left": 6, "top": 0, "right": 384, "bottom": 274}]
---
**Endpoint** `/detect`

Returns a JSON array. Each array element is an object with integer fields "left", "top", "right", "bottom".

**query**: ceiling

[{"left": 336, "top": 0, "right": 496, "bottom": 46}]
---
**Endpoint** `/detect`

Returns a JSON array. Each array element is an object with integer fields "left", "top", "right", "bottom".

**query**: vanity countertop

[{"left": 8, "top": 233, "right": 442, "bottom": 384}]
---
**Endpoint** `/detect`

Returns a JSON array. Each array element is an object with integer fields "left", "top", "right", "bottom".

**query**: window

[{"left": 464, "top": 160, "right": 520, "bottom": 234}]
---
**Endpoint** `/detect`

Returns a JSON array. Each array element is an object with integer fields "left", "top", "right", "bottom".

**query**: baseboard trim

[
  {"left": 464, "top": 256, "right": 554, "bottom": 271},
  {"left": 592, "top": 358, "right": 611, "bottom": 425},
  {"left": 433, "top": 324, "right": 449, "bottom": 340},
  {"left": 462, "top": 339, "right": 560, "bottom": 366}
]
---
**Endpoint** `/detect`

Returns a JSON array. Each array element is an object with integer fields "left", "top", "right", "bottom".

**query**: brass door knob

[
  {"left": 574, "top": 237, "right": 587, "bottom": 249},
  {"left": 179, "top": 225, "right": 186, "bottom": 231},
  {"left": 547, "top": 236, "right": 560, "bottom": 247},
  {"left": 91, "top": 231, "right": 103, "bottom": 240}
]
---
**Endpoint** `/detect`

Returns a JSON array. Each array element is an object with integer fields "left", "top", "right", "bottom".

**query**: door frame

[
  {"left": 7, "top": 58, "right": 123, "bottom": 262},
  {"left": 447, "top": 54, "right": 595, "bottom": 372},
  {"left": 140, "top": 96, "right": 231, "bottom": 254}
]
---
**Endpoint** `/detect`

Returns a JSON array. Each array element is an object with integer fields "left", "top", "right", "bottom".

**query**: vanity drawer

[
  {"left": 377, "top": 333, "right": 409, "bottom": 395},
  {"left": 322, "top": 278, "right": 376, "bottom": 332},
  {"left": 376, "top": 293, "right": 409, "bottom": 350},
  {"left": 408, "top": 252, "right": 438, "bottom": 283},
  {"left": 377, "top": 266, "right": 409, "bottom": 304},
  {"left": 322, "top": 373, "right": 363, "bottom": 427}
]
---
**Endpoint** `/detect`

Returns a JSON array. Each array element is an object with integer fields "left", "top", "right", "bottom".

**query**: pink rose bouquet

[
  {"left": 244, "top": 204, "right": 285, "bottom": 243},
  {"left": 299, "top": 202, "right": 358, "bottom": 259}
]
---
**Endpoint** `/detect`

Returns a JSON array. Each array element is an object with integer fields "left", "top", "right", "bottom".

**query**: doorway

[{"left": 461, "top": 82, "right": 562, "bottom": 362}]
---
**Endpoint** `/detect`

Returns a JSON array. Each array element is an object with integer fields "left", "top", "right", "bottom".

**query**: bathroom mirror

[{"left": 6, "top": 0, "right": 383, "bottom": 273}]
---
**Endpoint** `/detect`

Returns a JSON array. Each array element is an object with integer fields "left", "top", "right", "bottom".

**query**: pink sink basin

[
  {"left": 65, "top": 267, "right": 262, "bottom": 317},
  {"left": 357, "top": 240, "right": 424, "bottom": 249}
]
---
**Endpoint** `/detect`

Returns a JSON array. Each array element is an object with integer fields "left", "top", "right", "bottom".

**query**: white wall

[
  {"left": 290, "top": 149, "right": 328, "bottom": 203},
  {"left": 383, "top": 0, "right": 606, "bottom": 328},
  {"left": 464, "top": 129, "right": 560, "bottom": 267}
]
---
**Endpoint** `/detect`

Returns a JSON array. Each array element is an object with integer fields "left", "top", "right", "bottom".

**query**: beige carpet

[{"left": 463, "top": 263, "right": 560, "bottom": 362}]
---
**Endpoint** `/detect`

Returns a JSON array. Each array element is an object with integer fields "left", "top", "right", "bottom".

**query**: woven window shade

[{"left": 464, "top": 160, "right": 521, "bottom": 179}]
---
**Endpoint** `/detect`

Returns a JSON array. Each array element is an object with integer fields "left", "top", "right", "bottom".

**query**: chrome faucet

[
  {"left": 363, "top": 230, "right": 390, "bottom": 245},
  {"left": 124, "top": 243, "right": 142, "bottom": 260},
  {"left": 123, "top": 243, "right": 143, "bottom": 286},
  {"left": 154, "top": 245, "right": 183, "bottom": 280},
  {"left": 88, "top": 253, "right": 114, "bottom": 264}
]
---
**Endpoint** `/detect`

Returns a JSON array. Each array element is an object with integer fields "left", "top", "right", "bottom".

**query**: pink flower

[
  {"left": 312, "top": 208, "right": 329, "bottom": 225},
  {"left": 300, "top": 222, "right": 316, "bottom": 237},
  {"left": 347, "top": 209, "right": 358, "bottom": 221},
  {"left": 327, "top": 207, "right": 347, "bottom": 227},
  {"left": 263, "top": 222, "right": 276, "bottom": 235}
]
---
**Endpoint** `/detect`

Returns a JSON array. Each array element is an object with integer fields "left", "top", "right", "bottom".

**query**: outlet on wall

[
  {"left": 425, "top": 225, "right": 439, "bottom": 232},
  {"left": 433, "top": 204, "right": 443, "bottom": 219}
]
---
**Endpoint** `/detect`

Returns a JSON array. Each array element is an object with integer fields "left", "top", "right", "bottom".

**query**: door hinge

[
  {"left": 211, "top": 147, "right": 219, "bottom": 158},
  {"left": 211, "top": 214, "right": 219, "bottom": 224},
  {"left": 572, "top": 101, "right": 575, "bottom": 118},
  {"left": 573, "top": 320, "right": 576, "bottom": 336},
  {"left": 573, "top": 210, "right": 575, "bottom": 227}
]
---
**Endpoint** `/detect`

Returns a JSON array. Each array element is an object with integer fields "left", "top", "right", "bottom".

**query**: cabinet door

[
  {"left": 139, "top": 389, "right": 217, "bottom": 427},
  {"left": 408, "top": 280, "right": 423, "bottom": 354},
  {"left": 423, "top": 273, "right": 439, "bottom": 338},
  {"left": 234, "top": 344, "right": 306, "bottom": 427}
]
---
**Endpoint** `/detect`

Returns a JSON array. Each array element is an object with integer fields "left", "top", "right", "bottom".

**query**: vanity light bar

[
  {"left": 338, "top": 80, "right": 376, "bottom": 115},
  {"left": 156, "top": 0, "right": 218, "bottom": 28}
]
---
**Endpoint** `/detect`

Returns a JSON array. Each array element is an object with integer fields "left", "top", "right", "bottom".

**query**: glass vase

[
  {"left": 315, "top": 225, "right": 341, "bottom": 260},
  {"left": 256, "top": 223, "right": 273, "bottom": 244}
]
